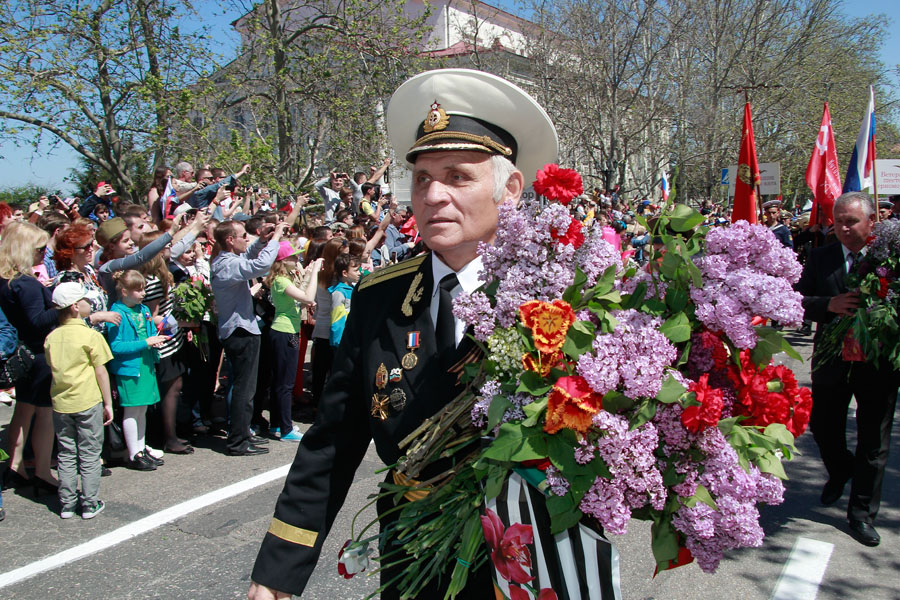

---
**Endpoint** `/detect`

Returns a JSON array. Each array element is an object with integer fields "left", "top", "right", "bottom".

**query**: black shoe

[
  {"left": 127, "top": 451, "right": 157, "bottom": 471},
  {"left": 32, "top": 477, "right": 59, "bottom": 496},
  {"left": 143, "top": 448, "right": 165, "bottom": 467},
  {"left": 227, "top": 444, "right": 269, "bottom": 456},
  {"left": 2, "top": 469, "right": 30, "bottom": 491},
  {"left": 798, "top": 326, "right": 812, "bottom": 336},
  {"left": 101, "top": 466, "right": 112, "bottom": 477},
  {"left": 821, "top": 475, "right": 850, "bottom": 506},
  {"left": 0, "top": 507, "right": 5, "bottom": 522},
  {"left": 248, "top": 435, "right": 270, "bottom": 446},
  {"left": 848, "top": 520, "right": 880, "bottom": 547}
]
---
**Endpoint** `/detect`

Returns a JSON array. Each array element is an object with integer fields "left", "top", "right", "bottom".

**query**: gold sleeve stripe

[
  {"left": 358, "top": 254, "right": 427, "bottom": 291},
  {"left": 267, "top": 518, "right": 318, "bottom": 547}
]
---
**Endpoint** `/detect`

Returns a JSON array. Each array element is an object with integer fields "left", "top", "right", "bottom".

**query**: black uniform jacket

[{"left": 251, "top": 252, "right": 471, "bottom": 594}]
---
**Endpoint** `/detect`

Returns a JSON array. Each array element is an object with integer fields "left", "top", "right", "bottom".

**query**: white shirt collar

[{"left": 429, "top": 254, "right": 484, "bottom": 344}]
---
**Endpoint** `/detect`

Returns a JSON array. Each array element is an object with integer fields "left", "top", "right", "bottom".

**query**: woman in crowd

[
  {"left": 138, "top": 231, "right": 191, "bottom": 455},
  {"left": 309, "top": 237, "right": 347, "bottom": 405},
  {"left": 265, "top": 242, "right": 322, "bottom": 440},
  {"left": 147, "top": 166, "right": 171, "bottom": 224},
  {"left": 52, "top": 222, "right": 121, "bottom": 332},
  {"left": 0, "top": 222, "right": 59, "bottom": 494}
]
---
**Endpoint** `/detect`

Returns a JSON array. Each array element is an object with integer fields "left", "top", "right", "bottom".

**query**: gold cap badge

[{"left": 423, "top": 101, "right": 450, "bottom": 133}]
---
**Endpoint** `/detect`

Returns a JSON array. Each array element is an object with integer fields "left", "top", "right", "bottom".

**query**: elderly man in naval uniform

[{"left": 248, "top": 69, "right": 558, "bottom": 599}]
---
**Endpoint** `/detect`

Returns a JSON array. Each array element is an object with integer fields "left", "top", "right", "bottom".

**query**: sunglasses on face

[{"left": 76, "top": 242, "right": 93, "bottom": 251}]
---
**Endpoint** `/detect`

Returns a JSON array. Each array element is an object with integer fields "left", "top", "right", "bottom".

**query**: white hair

[
  {"left": 835, "top": 191, "right": 874, "bottom": 217},
  {"left": 173, "top": 161, "right": 193, "bottom": 178},
  {"left": 490, "top": 155, "right": 519, "bottom": 203}
]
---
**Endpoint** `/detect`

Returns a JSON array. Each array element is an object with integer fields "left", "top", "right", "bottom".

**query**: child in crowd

[
  {"left": 43, "top": 282, "right": 114, "bottom": 519},
  {"left": 106, "top": 270, "right": 168, "bottom": 471},
  {"left": 265, "top": 242, "right": 322, "bottom": 441},
  {"left": 329, "top": 254, "right": 360, "bottom": 348}
]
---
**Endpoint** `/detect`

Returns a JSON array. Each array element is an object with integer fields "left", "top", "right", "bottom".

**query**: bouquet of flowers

[
  {"left": 815, "top": 218, "right": 900, "bottom": 368},
  {"left": 343, "top": 165, "right": 811, "bottom": 599},
  {"left": 172, "top": 276, "right": 214, "bottom": 359}
]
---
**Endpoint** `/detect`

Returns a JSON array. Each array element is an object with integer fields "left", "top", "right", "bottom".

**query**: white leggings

[{"left": 122, "top": 406, "right": 147, "bottom": 461}]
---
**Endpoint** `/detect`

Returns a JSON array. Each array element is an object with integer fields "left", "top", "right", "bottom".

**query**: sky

[{"left": 0, "top": 0, "right": 896, "bottom": 196}]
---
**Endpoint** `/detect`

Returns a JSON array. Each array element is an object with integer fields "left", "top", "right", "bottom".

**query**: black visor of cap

[{"left": 407, "top": 114, "right": 518, "bottom": 164}]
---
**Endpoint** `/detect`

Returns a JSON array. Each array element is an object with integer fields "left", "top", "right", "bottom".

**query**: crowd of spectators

[{"left": 1, "top": 163, "right": 896, "bottom": 522}]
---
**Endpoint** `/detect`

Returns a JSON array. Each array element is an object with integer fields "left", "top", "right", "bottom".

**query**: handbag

[
  {"left": 0, "top": 344, "right": 35, "bottom": 388},
  {"left": 105, "top": 420, "right": 126, "bottom": 452}
]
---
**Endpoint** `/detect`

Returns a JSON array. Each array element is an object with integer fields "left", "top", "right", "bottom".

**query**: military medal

[
  {"left": 371, "top": 393, "right": 389, "bottom": 420},
  {"left": 402, "top": 331, "right": 420, "bottom": 370},
  {"left": 375, "top": 363, "right": 388, "bottom": 390},
  {"left": 389, "top": 388, "right": 407, "bottom": 411},
  {"left": 389, "top": 368, "right": 402, "bottom": 384}
]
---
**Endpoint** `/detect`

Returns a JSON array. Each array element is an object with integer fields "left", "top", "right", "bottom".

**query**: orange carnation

[
  {"left": 519, "top": 300, "right": 576, "bottom": 354},
  {"left": 544, "top": 375, "right": 602, "bottom": 435}
]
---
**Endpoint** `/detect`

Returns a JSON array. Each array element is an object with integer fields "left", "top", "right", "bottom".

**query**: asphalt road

[{"left": 1, "top": 331, "right": 898, "bottom": 600}]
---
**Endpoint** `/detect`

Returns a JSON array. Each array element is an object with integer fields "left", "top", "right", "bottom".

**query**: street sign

[
  {"left": 721, "top": 168, "right": 729, "bottom": 186},
  {"left": 875, "top": 159, "right": 900, "bottom": 195}
]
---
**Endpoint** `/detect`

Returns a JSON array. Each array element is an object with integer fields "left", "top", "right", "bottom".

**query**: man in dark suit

[
  {"left": 248, "top": 69, "right": 558, "bottom": 599},
  {"left": 795, "top": 191, "right": 899, "bottom": 547}
]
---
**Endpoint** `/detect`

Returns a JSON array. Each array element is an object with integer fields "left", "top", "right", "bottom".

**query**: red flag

[
  {"left": 805, "top": 103, "right": 842, "bottom": 227},
  {"left": 731, "top": 103, "right": 761, "bottom": 224}
]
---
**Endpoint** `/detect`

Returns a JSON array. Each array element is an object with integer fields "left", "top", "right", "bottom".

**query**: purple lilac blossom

[
  {"left": 868, "top": 219, "right": 900, "bottom": 262},
  {"left": 576, "top": 309, "right": 676, "bottom": 398},
  {"left": 545, "top": 465, "right": 571, "bottom": 497},
  {"left": 471, "top": 380, "right": 501, "bottom": 428}
]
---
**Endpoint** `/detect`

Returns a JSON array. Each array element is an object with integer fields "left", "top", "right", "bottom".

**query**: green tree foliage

[
  {"left": 173, "top": 0, "right": 435, "bottom": 194},
  {"left": 0, "top": 184, "right": 55, "bottom": 208},
  {"left": 0, "top": 0, "right": 216, "bottom": 203}
]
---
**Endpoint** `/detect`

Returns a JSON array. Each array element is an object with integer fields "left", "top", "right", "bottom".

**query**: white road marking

[
  {"left": 770, "top": 536, "right": 834, "bottom": 600},
  {"left": 0, "top": 463, "right": 292, "bottom": 590}
]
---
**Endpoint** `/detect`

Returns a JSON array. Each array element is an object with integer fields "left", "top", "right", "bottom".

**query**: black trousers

[
  {"left": 810, "top": 365, "right": 899, "bottom": 524},
  {"left": 310, "top": 338, "right": 334, "bottom": 405},
  {"left": 269, "top": 329, "right": 299, "bottom": 434},
  {"left": 221, "top": 329, "right": 261, "bottom": 453}
]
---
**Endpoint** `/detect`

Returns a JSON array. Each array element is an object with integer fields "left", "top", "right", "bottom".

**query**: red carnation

[
  {"left": 533, "top": 163, "right": 583, "bottom": 205},
  {"left": 877, "top": 276, "right": 891, "bottom": 299},
  {"left": 681, "top": 374, "right": 724, "bottom": 433},
  {"left": 551, "top": 217, "right": 585, "bottom": 249}
]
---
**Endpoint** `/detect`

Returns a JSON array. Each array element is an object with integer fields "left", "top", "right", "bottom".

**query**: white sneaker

[
  {"left": 0, "top": 391, "right": 13, "bottom": 406},
  {"left": 60, "top": 505, "right": 77, "bottom": 519},
  {"left": 144, "top": 446, "right": 164, "bottom": 460},
  {"left": 81, "top": 500, "right": 105, "bottom": 520}
]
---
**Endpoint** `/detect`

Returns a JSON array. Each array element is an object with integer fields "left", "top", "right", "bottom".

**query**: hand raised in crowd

[
  {"left": 271, "top": 220, "right": 290, "bottom": 242},
  {"left": 145, "top": 335, "right": 169, "bottom": 348},
  {"left": 190, "top": 210, "right": 211, "bottom": 232},
  {"left": 827, "top": 291, "right": 860, "bottom": 316},
  {"left": 305, "top": 257, "right": 324, "bottom": 274},
  {"left": 90, "top": 311, "right": 122, "bottom": 326},
  {"left": 236, "top": 163, "right": 251, "bottom": 178}
]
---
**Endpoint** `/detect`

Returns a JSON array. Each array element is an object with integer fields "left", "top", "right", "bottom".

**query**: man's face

[
  {"left": 833, "top": 200, "right": 874, "bottom": 252},
  {"left": 229, "top": 223, "right": 250, "bottom": 254},
  {"left": 330, "top": 177, "right": 343, "bottom": 191},
  {"left": 197, "top": 170, "right": 214, "bottom": 185},
  {"left": 180, "top": 168, "right": 195, "bottom": 182},
  {"left": 764, "top": 206, "right": 779, "bottom": 225},
  {"left": 128, "top": 219, "right": 152, "bottom": 245},
  {"left": 879, "top": 207, "right": 891, "bottom": 221},
  {"left": 411, "top": 151, "right": 509, "bottom": 269}
]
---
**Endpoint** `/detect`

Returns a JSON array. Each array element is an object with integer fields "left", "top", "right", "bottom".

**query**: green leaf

[
  {"left": 621, "top": 282, "right": 648, "bottom": 310},
  {"left": 521, "top": 397, "right": 548, "bottom": 428},
  {"left": 562, "top": 267, "right": 588, "bottom": 305},
  {"left": 487, "top": 395, "right": 513, "bottom": 430},
  {"left": 755, "top": 452, "right": 788, "bottom": 479},
  {"left": 669, "top": 204, "right": 705, "bottom": 232},
  {"left": 683, "top": 484, "right": 718, "bottom": 509},
  {"left": 516, "top": 371, "right": 552, "bottom": 396},
  {"left": 563, "top": 320, "right": 595, "bottom": 358},
  {"left": 660, "top": 313, "right": 692, "bottom": 343},
  {"left": 656, "top": 375, "right": 687, "bottom": 404},
  {"left": 651, "top": 517, "right": 679, "bottom": 565},
  {"left": 728, "top": 425, "right": 752, "bottom": 447},
  {"left": 750, "top": 327, "right": 802, "bottom": 365},
  {"left": 665, "top": 287, "right": 690, "bottom": 313},
  {"left": 763, "top": 423, "right": 796, "bottom": 447},
  {"left": 547, "top": 494, "right": 582, "bottom": 534},
  {"left": 602, "top": 390, "right": 635, "bottom": 413},
  {"left": 630, "top": 399, "right": 657, "bottom": 429},
  {"left": 482, "top": 423, "right": 548, "bottom": 463}
]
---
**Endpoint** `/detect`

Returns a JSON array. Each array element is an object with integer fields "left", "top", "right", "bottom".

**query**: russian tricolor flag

[
  {"left": 842, "top": 86, "right": 876, "bottom": 193},
  {"left": 161, "top": 177, "right": 178, "bottom": 219},
  {"left": 660, "top": 171, "right": 670, "bottom": 202}
]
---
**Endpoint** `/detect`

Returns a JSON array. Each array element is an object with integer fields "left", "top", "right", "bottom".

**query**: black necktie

[
  {"left": 848, "top": 252, "right": 858, "bottom": 273},
  {"left": 435, "top": 273, "right": 459, "bottom": 354}
]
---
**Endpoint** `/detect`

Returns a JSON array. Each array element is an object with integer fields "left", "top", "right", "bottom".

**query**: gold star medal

[
  {"left": 371, "top": 393, "right": 389, "bottom": 420},
  {"left": 375, "top": 363, "right": 388, "bottom": 390},
  {"left": 402, "top": 331, "right": 420, "bottom": 370}
]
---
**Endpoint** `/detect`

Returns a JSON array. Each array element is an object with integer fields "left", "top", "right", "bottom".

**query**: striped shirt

[{"left": 143, "top": 275, "right": 184, "bottom": 359}]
